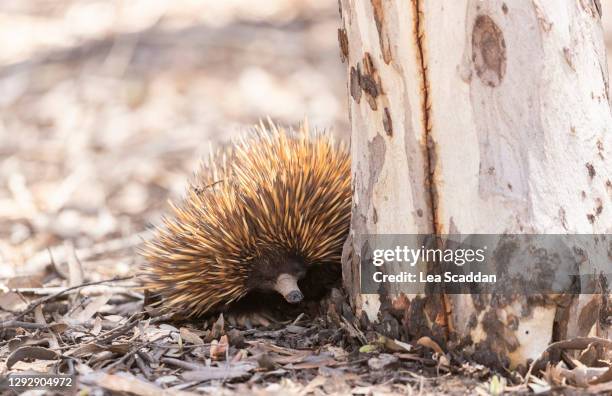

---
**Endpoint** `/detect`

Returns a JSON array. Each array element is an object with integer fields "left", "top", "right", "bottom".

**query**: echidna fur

[{"left": 140, "top": 121, "right": 351, "bottom": 316}]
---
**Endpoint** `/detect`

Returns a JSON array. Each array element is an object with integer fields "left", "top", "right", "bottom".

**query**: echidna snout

[
  {"left": 274, "top": 273, "right": 304, "bottom": 304},
  {"left": 247, "top": 256, "right": 307, "bottom": 304}
]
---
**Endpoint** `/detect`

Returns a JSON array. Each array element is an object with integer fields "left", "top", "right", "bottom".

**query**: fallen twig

[
  {"left": 524, "top": 336, "right": 612, "bottom": 384},
  {"left": 2, "top": 276, "right": 133, "bottom": 323},
  {"left": 0, "top": 320, "right": 49, "bottom": 330},
  {"left": 161, "top": 357, "right": 208, "bottom": 371},
  {"left": 97, "top": 311, "right": 144, "bottom": 343}
]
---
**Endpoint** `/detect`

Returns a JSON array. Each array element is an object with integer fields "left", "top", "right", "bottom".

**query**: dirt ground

[{"left": 1, "top": 1, "right": 612, "bottom": 395}]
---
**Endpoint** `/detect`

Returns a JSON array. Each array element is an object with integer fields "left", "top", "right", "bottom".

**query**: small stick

[
  {"left": 161, "top": 357, "right": 207, "bottom": 371},
  {"left": 105, "top": 343, "right": 149, "bottom": 372},
  {"left": 0, "top": 320, "right": 49, "bottom": 330},
  {"left": 96, "top": 312, "right": 144, "bottom": 343},
  {"left": 2, "top": 276, "right": 133, "bottom": 323},
  {"left": 291, "top": 313, "right": 305, "bottom": 326}
]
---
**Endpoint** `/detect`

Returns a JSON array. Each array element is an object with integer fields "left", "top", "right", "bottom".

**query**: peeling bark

[{"left": 340, "top": 0, "right": 611, "bottom": 368}]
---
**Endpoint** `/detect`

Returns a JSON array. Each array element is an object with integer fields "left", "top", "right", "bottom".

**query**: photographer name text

[{"left": 371, "top": 246, "right": 497, "bottom": 284}]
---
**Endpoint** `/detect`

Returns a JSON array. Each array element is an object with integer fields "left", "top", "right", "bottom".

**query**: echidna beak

[
  {"left": 285, "top": 290, "right": 304, "bottom": 304},
  {"left": 274, "top": 273, "right": 303, "bottom": 304}
]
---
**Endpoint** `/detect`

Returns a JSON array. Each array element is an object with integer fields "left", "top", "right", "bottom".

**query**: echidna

[{"left": 140, "top": 122, "right": 351, "bottom": 316}]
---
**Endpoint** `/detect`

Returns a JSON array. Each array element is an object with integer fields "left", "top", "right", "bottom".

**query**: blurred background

[
  {"left": 0, "top": 0, "right": 347, "bottom": 281},
  {"left": 0, "top": 1, "right": 611, "bottom": 280}
]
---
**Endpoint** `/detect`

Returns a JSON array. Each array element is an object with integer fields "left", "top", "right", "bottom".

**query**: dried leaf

[
  {"left": 367, "top": 354, "right": 399, "bottom": 371},
  {"left": 323, "top": 346, "right": 348, "bottom": 361},
  {"left": 0, "top": 292, "right": 27, "bottom": 311},
  {"left": 180, "top": 327, "right": 204, "bottom": 345},
  {"left": 359, "top": 344, "right": 379, "bottom": 353},
  {"left": 66, "top": 343, "right": 105, "bottom": 358},
  {"left": 417, "top": 336, "right": 445, "bottom": 355},
  {"left": 268, "top": 350, "right": 310, "bottom": 365},
  {"left": 558, "top": 366, "right": 608, "bottom": 387},
  {"left": 91, "top": 316, "right": 102, "bottom": 336},
  {"left": 285, "top": 325, "right": 308, "bottom": 334},
  {"left": 210, "top": 335, "right": 228, "bottom": 360},
  {"left": 67, "top": 343, "right": 130, "bottom": 358},
  {"left": 210, "top": 313, "right": 225, "bottom": 340},
  {"left": 49, "top": 323, "right": 69, "bottom": 333},
  {"left": 73, "top": 293, "right": 112, "bottom": 322},
  {"left": 533, "top": 336, "right": 612, "bottom": 369},
  {"left": 81, "top": 371, "right": 197, "bottom": 396},
  {"left": 145, "top": 327, "right": 173, "bottom": 342},
  {"left": 7, "top": 346, "right": 58, "bottom": 369},
  {"left": 66, "top": 242, "right": 84, "bottom": 287},
  {"left": 231, "top": 349, "right": 248, "bottom": 363},
  {"left": 182, "top": 363, "right": 254, "bottom": 381},
  {"left": 590, "top": 366, "right": 612, "bottom": 385},
  {"left": 158, "top": 323, "right": 179, "bottom": 333},
  {"left": 286, "top": 354, "right": 337, "bottom": 370},
  {"left": 8, "top": 336, "right": 48, "bottom": 352},
  {"left": 588, "top": 381, "right": 612, "bottom": 394},
  {"left": 396, "top": 353, "right": 430, "bottom": 363},
  {"left": 256, "top": 353, "right": 277, "bottom": 371},
  {"left": 378, "top": 335, "right": 412, "bottom": 352},
  {"left": 155, "top": 375, "right": 178, "bottom": 385}
]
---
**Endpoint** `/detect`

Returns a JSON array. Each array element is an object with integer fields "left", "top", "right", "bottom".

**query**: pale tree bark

[{"left": 340, "top": 0, "right": 611, "bottom": 369}]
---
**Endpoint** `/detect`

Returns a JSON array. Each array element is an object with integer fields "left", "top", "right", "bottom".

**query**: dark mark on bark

[
  {"left": 361, "top": 52, "right": 382, "bottom": 110},
  {"left": 350, "top": 52, "right": 386, "bottom": 112},
  {"left": 595, "top": 198, "right": 603, "bottom": 216},
  {"left": 594, "top": 0, "right": 602, "bottom": 17},
  {"left": 479, "top": 310, "right": 517, "bottom": 362},
  {"left": 587, "top": 214, "right": 595, "bottom": 224},
  {"left": 411, "top": 0, "right": 438, "bottom": 235},
  {"left": 597, "top": 139, "right": 604, "bottom": 159},
  {"left": 425, "top": 134, "right": 438, "bottom": 229},
  {"left": 472, "top": 15, "right": 506, "bottom": 87},
  {"left": 501, "top": 3, "right": 508, "bottom": 14},
  {"left": 559, "top": 207, "right": 568, "bottom": 230},
  {"left": 338, "top": 28, "right": 349, "bottom": 63},
  {"left": 361, "top": 53, "right": 379, "bottom": 98},
  {"left": 360, "top": 74, "right": 379, "bottom": 99},
  {"left": 563, "top": 47, "right": 575, "bottom": 71},
  {"left": 371, "top": 0, "right": 392, "bottom": 64},
  {"left": 586, "top": 162, "right": 596, "bottom": 178},
  {"left": 580, "top": 0, "right": 602, "bottom": 18},
  {"left": 467, "top": 313, "right": 478, "bottom": 329},
  {"left": 383, "top": 107, "right": 393, "bottom": 136},
  {"left": 507, "top": 314, "right": 518, "bottom": 331},
  {"left": 350, "top": 66, "right": 362, "bottom": 103}
]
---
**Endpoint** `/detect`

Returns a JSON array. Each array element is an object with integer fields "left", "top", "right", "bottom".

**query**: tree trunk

[{"left": 339, "top": 0, "right": 611, "bottom": 369}]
